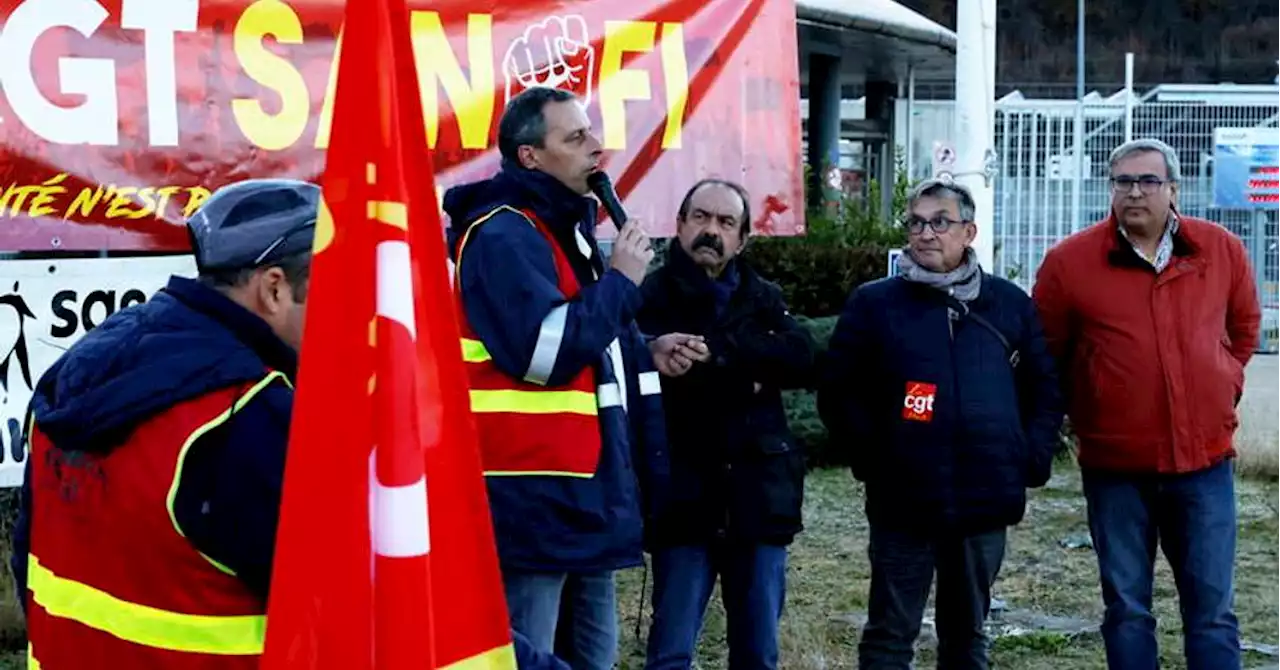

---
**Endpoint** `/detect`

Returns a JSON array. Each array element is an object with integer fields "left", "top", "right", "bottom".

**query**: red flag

[{"left": 260, "top": 0, "right": 515, "bottom": 666}]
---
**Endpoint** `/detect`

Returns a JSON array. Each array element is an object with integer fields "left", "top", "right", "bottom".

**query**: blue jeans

[
  {"left": 1083, "top": 459, "right": 1241, "bottom": 670},
  {"left": 644, "top": 543, "right": 788, "bottom": 670},
  {"left": 503, "top": 570, "right": 618, "bottom": 670}
]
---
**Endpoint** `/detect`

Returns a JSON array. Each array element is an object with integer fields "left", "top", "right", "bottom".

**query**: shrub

[
  {"left": 747, "top": 241, "right": 893, "bottom": 319},
  {"left": 747, "top": 161, "right": 911, "bottom": 319},
  {"left": 789, "top": 316, "right": 841, "bottom": 467}
]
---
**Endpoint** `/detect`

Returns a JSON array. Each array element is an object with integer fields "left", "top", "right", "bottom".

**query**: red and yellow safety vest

[
  {"left": 25, "top": 372, "right": 288, "bottom": 669},
  {"left": 454, "top": 206, "right": 605, "bottom": 478}
]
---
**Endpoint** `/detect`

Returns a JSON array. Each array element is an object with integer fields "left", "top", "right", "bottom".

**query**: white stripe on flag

[
  {"left": 372, "top": 472, "right": 431, "bottom": 558},
  {"left": 376, "top": 241, "right": 416, "bottom": 339}
]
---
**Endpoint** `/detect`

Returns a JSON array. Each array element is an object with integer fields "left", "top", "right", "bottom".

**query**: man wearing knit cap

[
  {"left": 12, "top": 178, "right": 318, "bottom": 668},
  {"left": 11, "top": 177, "right": 567, "bottom": 670}
]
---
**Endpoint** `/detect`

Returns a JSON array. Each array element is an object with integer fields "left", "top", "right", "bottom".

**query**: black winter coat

[
  {"left": 636, "top": 245, "right": 816, "bottom": 547},
  {"left": 817, "top": 274, "right": 1063, "bottom": 535}
]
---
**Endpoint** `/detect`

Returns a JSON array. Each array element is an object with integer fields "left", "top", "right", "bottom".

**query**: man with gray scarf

[{"left": 818, "top": 179, "right": 1063, "bottom": 669}]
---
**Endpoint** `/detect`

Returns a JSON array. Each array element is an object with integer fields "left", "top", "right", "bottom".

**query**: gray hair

[
  {"left": 497, "top": 87, "right": 578, "bottom": 164},
  {"left": 1108, "top": 139, "right": 1182, "bottom": 182},
  {"left": 908, "top": 178, "right": 976, "bottom": 221}
]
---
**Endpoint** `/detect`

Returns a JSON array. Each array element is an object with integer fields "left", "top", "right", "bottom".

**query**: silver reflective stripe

[
  {"left": 574, "top": 228, "right": 600, "bottom": 280},
  {"left": 606, "top": 338, "right": 628, "bottom": 412},
  {"left": 524, "top": 304, "right": 568, "bottom": 385},
  {"left": 638, "top": 371, "right": 662, "bottom": 396},
  {"left": 597, "top": 383, "right": 623, "bottom": 409}
]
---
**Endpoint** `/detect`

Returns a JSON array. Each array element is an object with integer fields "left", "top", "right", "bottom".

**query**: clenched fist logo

[{"left": 502, "top": 15, "right": 596, "bottom": 106}]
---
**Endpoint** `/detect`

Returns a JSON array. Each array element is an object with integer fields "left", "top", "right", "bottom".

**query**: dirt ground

[{"left": 1237, "top": 354, "right": 1279, "bottom": 477}]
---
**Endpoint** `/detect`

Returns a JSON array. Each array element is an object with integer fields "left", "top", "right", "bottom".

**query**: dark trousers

[
  {"left": 1083, "top": 459, "right": 1241, "bottom": 670},
  {"left": 858, "top": 526, "right": 1007, "bottom": 670},
  {"left": 645, "top": 543, "right": 788, "bottom": 670}
]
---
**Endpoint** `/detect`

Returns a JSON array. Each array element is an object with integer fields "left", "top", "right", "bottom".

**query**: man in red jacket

[{"left": 1033, "top": 138, "right": 1260, "bottom": 670}]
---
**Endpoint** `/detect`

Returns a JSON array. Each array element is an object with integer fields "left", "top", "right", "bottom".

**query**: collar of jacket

[
  {"left": 1105, "top": 211, "right": 1196, "bottom": 269},
  {"left": 495, "top": 161, "right": 598, "bottom": 234},
  {"left": 163, "top": 276, "right": 299, "bottom": 379},
  {"left": 665, "top": 240, "right": 742, "bottom": 297}
]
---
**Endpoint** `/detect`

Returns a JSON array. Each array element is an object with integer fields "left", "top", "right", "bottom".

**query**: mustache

[{"left": 692, "top": 234, "right": 724, "bottom": 255}]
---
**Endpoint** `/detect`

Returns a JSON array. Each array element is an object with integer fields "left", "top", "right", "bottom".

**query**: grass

[
  {"left": 0, "top": 320, "right": 1270, "bottom": 669},
  {"left": 0, "top": 462, "right": 1271, "bottom": 669},
  {"left": 612, "top": 460, "right": 1279, "bottom": 669}
]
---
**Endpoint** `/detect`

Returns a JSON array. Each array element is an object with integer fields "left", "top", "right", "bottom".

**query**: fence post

[{"left": 1124, "top": 53, "right": 1135, "bottom": 143}]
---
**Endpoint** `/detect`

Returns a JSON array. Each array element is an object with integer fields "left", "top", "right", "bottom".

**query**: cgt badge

[{"left": 903, "top": 381, "right": 937, "bottom": 422}]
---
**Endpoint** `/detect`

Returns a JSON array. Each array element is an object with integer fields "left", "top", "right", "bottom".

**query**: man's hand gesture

[{"left": 649, "top": 333, "right": 711, "bottom": 378}]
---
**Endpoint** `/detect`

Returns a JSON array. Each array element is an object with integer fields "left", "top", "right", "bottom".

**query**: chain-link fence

[{"left": 896, "top": 83, "right": 1279, "bottom": 352}]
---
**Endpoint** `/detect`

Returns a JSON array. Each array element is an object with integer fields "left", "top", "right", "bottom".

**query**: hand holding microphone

[{"left": 589, "top": 171, "right": 652, "bottom": 286}]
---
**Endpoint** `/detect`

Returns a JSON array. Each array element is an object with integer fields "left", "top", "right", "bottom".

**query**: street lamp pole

[{"left": 1071, "top": 0, "right": 1086, "bottom": 232}]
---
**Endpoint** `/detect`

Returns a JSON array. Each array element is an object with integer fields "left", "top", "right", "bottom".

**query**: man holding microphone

[{"left": 442, "top": 86, "right": 673, "bottom": 668}]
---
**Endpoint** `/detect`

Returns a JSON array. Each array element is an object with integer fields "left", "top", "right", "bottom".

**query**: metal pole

[
  {"left": 1124, "top": 52, "right": 1134, "bottom": 143},
  {"left": 955, "top": 0, "right": 997, "bottom": 270},
  {"left": 1071, "top": 0, "right": 1085, "bottom": 233},
  {"left": 906, "top": 65, "right": 916, "bottom": 182}
]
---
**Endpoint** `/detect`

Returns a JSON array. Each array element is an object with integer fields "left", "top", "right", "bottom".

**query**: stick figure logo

[{"left": 0, "top": 281, "right": 36, "bottom": 397}]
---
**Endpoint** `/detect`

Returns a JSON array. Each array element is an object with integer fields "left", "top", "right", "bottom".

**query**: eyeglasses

[
  {"left": 253, "top": 218, "right": 317, "bottom": 266},
  {"left": 1110, "top": 175, "right": 1170, "bottom": 195},
  {"left": 902, "top": 215, "right": 964, "bottom": 235}
]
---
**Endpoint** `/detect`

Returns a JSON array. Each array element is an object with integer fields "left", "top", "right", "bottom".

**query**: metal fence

[{"left": 896, "top": 83, "right": 1280, "bottom": 352}]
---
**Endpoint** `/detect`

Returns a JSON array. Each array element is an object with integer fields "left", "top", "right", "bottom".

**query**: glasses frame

[
  {"left": 901, "top": 214, "right": 967, "bottom": 235},
  {"left": 1110, "top": 174, "right": 1170, "bottom": 195}
]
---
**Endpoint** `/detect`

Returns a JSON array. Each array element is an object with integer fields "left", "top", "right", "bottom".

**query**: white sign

[
  {"left": 1046, "top": 152, "right": 1093, "bottom": 181},
  {"left": 932, "top": 141, "right": 957, "bottom": 177},
  {"left": 0, "top": 255, "right": 195, "bottom": 487},
  {"left": 887, "top": 248, "right": 903, "bottom": 278}
]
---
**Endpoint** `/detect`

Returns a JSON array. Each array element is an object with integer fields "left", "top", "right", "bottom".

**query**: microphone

[{"left": 587, "top": 171, "right": 628, "bottom": 232}]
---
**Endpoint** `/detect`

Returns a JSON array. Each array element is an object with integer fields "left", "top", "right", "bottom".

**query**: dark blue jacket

[
  {"left": 443, "top": 164, "right": 670, "bottom": 573},
  {"left": 817, "top": 274, "right": 1063, "bottom": 535},
  {"left": 10, "top": 276, "right": 573, "bottom": 670}
]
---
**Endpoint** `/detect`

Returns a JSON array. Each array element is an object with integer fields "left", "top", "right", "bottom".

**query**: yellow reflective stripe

[
  {"left": 28, "top": 555, "right": 265, "bottom": 656},
  {"left": 455, "top": 205, "right": 534, "bottom": 280},
  {"left": 27, "top": 644, "right": 40, "bottom": 670},
  {"left": 484, "top": 470, "right": 594, "bottom": 479},
  {"left": 461, "top": 338, "right": 491, "bottom": 363},
  {"left": 469, "top": 389, "right": 598, "bottom": 416},
  {"left": 165, "top": 370, "right": 293, "bottom": 576},
  {"left": 440, "top": 642, "right": 518, "bottom": 670}
]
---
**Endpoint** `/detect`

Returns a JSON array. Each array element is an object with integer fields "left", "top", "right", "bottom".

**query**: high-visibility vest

[
  {"left": 25, "top": 372, "right": 288, "bottom": 669},
  {"left": 454, "top": 205, "right": 611, "bottom": 478}
]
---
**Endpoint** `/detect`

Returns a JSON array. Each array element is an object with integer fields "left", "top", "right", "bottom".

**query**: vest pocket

[{"left": 743, "top": 434, "right": 807, "bottom": 532}]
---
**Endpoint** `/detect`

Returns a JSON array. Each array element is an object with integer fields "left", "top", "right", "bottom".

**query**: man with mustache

[
  {"left": 819, "top": 179, "right": 1063, "bottom": 669},
  {"left": 442, "top": 86, "right": 671, "bottom": 668},
  {"left": 636, "top": 179, "right": 816, "bottom": 669},
  {"left": 1033, "top": 139, "right": 1260, "bottom": 670}
]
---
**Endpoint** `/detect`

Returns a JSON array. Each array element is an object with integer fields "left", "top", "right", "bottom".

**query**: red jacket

[{"left": 1033, "top": 214, "right": 1261, "bottom": 474}]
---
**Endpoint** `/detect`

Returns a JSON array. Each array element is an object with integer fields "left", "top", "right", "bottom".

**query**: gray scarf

[{"left": 896, "top": 247, "right": 982, "bottom": 302}]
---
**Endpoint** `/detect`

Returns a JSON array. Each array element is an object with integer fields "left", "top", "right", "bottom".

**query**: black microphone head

[{"left": 587, "top": 170, "right": 611, "bottom": 194}]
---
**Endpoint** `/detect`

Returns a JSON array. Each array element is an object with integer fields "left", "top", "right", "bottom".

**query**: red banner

[{"left": 0, "top": 0, "right": 803, "bottom": 252}]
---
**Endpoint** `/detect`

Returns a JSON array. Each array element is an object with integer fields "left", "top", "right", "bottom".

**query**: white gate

[{"left": 989, "top": 84, "right": 1280, "bottom": 352}]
